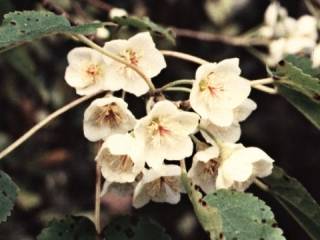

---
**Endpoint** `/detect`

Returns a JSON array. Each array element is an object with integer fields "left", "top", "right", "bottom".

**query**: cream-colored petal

[{"left": 234, "top": 98, "right": 257, "bottom": 122}]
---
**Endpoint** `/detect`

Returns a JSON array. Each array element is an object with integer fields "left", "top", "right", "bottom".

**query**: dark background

[{"left": 0, "top": 0, "right": 319, "bottom": 239}]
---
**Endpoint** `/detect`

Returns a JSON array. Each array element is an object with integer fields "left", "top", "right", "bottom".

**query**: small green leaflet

[
  {"left": 263, "top": 166, "right": 320, "bottom": 240},
  {"left": 37, "top": 216, "right": 96, "bottom": 240},
  {"left": 181, "top": 172, "right": 223, "bottom": 240},
  {"left": 205, "top": 190, "right": 286, "bottom": 240},
  {"left": 112, "top": 16, "right": 175, "bottom": 45},
  {"left": 0, "top": 170, "right": 18, "bottom": 223},
  {"left": 0, "top": 10, "right": 102, "bottom": 51},
  {"left": 103, "top": 215, "right": 171, "bottom": 240}
]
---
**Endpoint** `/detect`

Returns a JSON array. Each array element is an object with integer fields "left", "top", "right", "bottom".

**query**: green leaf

[
  {"left": 278, "top": 85, "right": 320, "bottom": 129},
  {"left": 263, "top": 166, "right": 320, "bottom": 240},
  {"left": 112, "top": 16, "right": 175, "bottom": 45},
  {"left": 181, "top": 173, "right": 223, "bottom": 240},
  {"left": 205, "top": 190, "right": 285, "bottom": 240},
  {"left": 275, "top": 58, "right": 320, "bottom": 104},
  {"left": 0, "top": 170, "right": 18, "bottom": 223},
  {"left": 102, "top": 215, "right": 171, "bottom": 240},
  {"left": 284, "top": 55, "right": 320, "bottom": 78},
  {"left": 273, "top": 55, "right": 320, "bottom": 129},
  {"left": 37, "top": 216, "right": 96, "bottom": 240},
  {"left": 0, "top": 10, "right": 102, "bottom": 51}
]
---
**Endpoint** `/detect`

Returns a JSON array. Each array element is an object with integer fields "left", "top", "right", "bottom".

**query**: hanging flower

[
  {"left": 200, "top": 98, "right": 257, "bottom": 143},
  {"left": 133, "top": 165, "right": 183, "bottom": 208},
  {"left": 216, "top": 143, "right": 274, "bottom": 191},
  {"left": 96, "top": 134, "right": 144, "bottom": 183},
  {"left": 103, "top": 32, "right": 166, "bottom": 96},
  {"left": 134, "top": 100, "right": 199, "bottom": 169},
  {"left": 188, "top": 144, "right": 220, "bottom": 194},
  {"left": 65, "top": 47, "right": 108, "bottom": 95},
  {"left": 190, "top": 58, "right": 251, "bottom": 127},
  {"left": 83, "top": 96, "right": 136, "bottom": 142}
]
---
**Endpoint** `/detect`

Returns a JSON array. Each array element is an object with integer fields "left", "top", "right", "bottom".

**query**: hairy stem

[
  {"left": 160, "top": 79, "right": 194, "bottom": 90},
  {"left": 252, "top": 84, "right": 277, "bottom": 94},
  {"left": 161, "top": 50, "right": 208, "bottom": 65},
  {"left": 162, "top": 87, "right": 191, "bottom": 93},
  {"left": 250, "top": 78, "right": 274, "bottom": 85},
  {"left": 0, "top": 91, "right": 103, "bottom": 160},
  {"left": 75, "top": 34, "right": 156, "bottom": 92},
  {"left": 253, "top": 178, "right": 270, "bottom": 192}
]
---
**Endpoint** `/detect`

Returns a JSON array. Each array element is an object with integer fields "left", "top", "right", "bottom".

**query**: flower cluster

[
  {"left": 260, "top": 2, "right": 318, "bottom": 66},
  {"left": 65, "top": 32, "right": 274, "bottom": 208}
]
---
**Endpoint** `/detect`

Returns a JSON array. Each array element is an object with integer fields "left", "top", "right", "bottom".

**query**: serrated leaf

[
  {"left": 278, "top": 85, "right": 320, "bottom": 129},
  {"left": 37, "top": 216, "right": 96, "bottom": 240},
  {"left": 275, "top": 58, "right": 320, "bottom": 104},
  {"left": 263, "top": 166, "right": 320, "bottom": 239},
  {"left": 285, "top": 55, "right": 320, "bottom": 78},
  {"left": 181, "top": 172, "right": 223, "bottom": 240},
  {"left": 205, "top": 190, "right": 286, "bottom": 240},
  {"left": 0, "top": 10, "right": 102, "bottom": 50},
  {"left": 112, "top": 16, "right": 175, "bottom": 45},
  {"left": 0, "top": 170, "right": 18, "bottom": 223},
  {"left": 103, "top": 215, "right": 171, "bottom": 240}
]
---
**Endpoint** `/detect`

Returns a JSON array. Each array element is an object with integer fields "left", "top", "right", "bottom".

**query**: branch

[
  {"left": 0, "top": 91, "right": 103, "bottom": 160},
  {"left": 173, "top": 27, "right": 269, "bottom": 46},
  {"left": 87, "top": 0, "right": 113, "bottom": 12}
]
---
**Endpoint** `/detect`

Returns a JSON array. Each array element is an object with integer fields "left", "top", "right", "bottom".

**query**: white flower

[
  {"left": 109, "top": 8, "right": 128, "bottom": 19},
  {"left": 133, "top": 165, "right": 183, "bottom": 208},
  {"left": 261, "top": 3, "right": 318, "bottom": 66},
  {"left": 134, "top": 100, "right": 199, "bottom": 169},
  {"left": 260, "top": 2, "right": 288, "bottom": 38},
  {"left": 216, "top": 143, "right": 274, "bottom": 191},
  {"left": 65, "top": 47, "right": 108, "bottom": 95},
  {"left": 190, "top": 59, "right": 251, "bottom": 127},
  {"left": 96, "top": 134, "right": 144, "bottom": 183},
  {"left": 83, "top": 96, "right": 136, "bottom": 142},
  {"left": 103, "top": 32, "right": 166, "bottom": 96},
  {"left": 188, "top": 144, "right": 220, "bottom": 194},
  {"left": 312, "top": 44, "right": 320, "bottom": 68},
  {"left": 200, "top": 98, "right": 257, "bottom": 143}
]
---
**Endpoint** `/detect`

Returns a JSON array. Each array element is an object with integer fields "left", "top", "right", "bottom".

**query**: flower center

[
  {"left": 199, "top": 72, "right": 224, "bottom": 96},
  {"left": 148, "top": 118, "right": 171, "bottom": 137},
  {"left": 85, "top": 64, "right": 102, "bottom": 83},
  {"left": 91, "top": 103, "right": 123, "bottom": 127},
  {"left": 145, "top": 176, "right": 179, "bottom": 198},
  {"left": 110, "top": 154, "right": 134, "bottom": 172},
  {"left": 121, "top": 49, "right": 140, "bottom": 66},
  {"left": 203, "top": 159, "right": 219, "bottom": 175}
]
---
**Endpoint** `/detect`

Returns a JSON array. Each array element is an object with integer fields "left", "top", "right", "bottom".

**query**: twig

[
  {"left": 95, "top": 155, "right": 102, "bottom": 234},
  {"left": 252, "top": 84, "right": 277, "bottom": 94},
  {"left": 87, "top": 0, "right": 113, "bottom": 12},
  {"left": 159, "top": 79, "right": 194, "bottom": 90},
  {"left": 173, "top": 27, "right": 269, "bottom": 46},
  {"left": 253, "top": 178, "right": 269, "bottom": 192},
  {"left": 0, "top": 91, "right": 103, "bottom": 160},
  {"left": 161, "top": 50, "right": 208, "bottom": 65},
  {"left": 163, "top": 87, "right": 191, "bottom": 93},
  {"left": 250, "top": 78, "right": 274, "bottom": 85}
]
